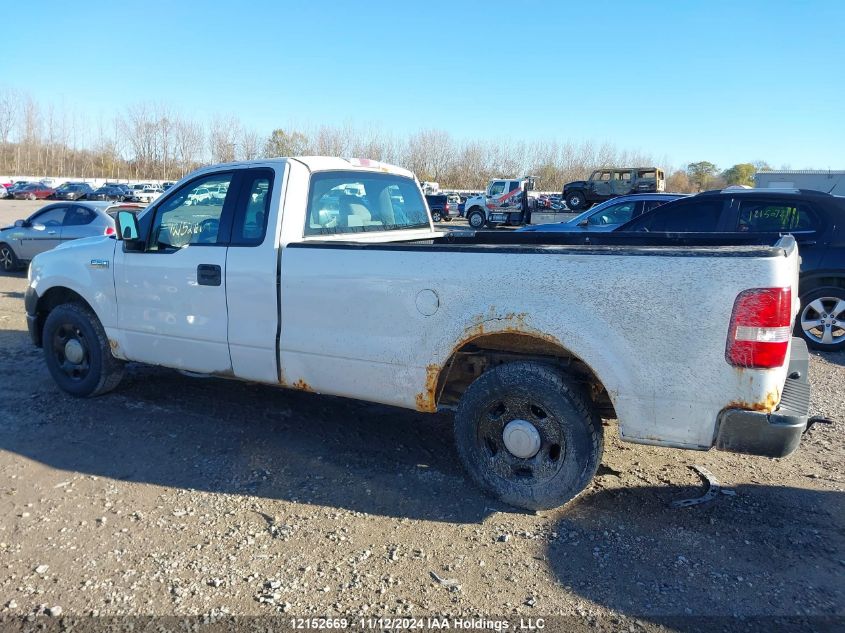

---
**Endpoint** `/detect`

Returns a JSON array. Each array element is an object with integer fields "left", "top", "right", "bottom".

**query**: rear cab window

[{"left": 305, "top": 171, "right": 429, "bottom": 236}]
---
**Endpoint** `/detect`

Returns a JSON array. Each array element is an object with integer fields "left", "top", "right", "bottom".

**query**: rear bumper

[{"left": 715, "top": 337, "right": 810, "bottom": 458}]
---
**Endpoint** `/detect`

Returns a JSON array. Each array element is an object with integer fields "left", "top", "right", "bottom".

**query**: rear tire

[
  {"left": 565, "top": 191, "right": 586, "bottom": 210},
  {"left": 431, "top": 210, "right": 443, "bottom": 222},
  {"left": 42, "top": 304, "right": 125, "bottom": 397},
  {"left": 796, "top": 286, "right": 845, "bottom": 351},
  {"left": 0, "top": 243, "right": 20, "bottom": 272},
  {"left": 454, "top": 361, "right": 603, "bottom": 511}
]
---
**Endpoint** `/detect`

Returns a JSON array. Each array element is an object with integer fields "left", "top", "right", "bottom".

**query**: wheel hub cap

[
  {"left": 502, "top": 419, "right": 541, "bottom": 459},
  {"left": 64, "top": 338, "right": 84, "bottom": 364}
]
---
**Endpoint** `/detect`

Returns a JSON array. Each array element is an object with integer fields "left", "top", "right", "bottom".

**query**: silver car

[{"left": 0, "top": 202, "right": 130, "bottom": 272}]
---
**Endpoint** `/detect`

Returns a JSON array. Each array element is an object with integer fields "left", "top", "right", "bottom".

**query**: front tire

[
  {"left": 43, "top": 304, "right": 125, "bottom": 397},
  {"left": 467, "top": 208, "right": 486, "bottom": 229},
  {"left": 796, "top": 287, "right": 845, "bottom": 351},
  {"left": 565, "top": 191, "right": 586, "bottom": 210},
  {"left": 454, "top": 362, "right": 603, "bottom": 511},
  {"left": 0, "top": 243, "right": 20, "bottom": 272}
]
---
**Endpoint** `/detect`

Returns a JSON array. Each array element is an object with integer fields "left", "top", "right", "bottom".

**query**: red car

[{"left": 13, "top": 183, "right": 56, "bottom": 200}]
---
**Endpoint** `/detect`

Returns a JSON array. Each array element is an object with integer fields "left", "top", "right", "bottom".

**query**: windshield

[{"left": 305, "top": 171, "right": 429, "bottom": 236}]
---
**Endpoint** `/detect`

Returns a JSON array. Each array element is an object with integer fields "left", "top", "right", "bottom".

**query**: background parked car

[
  {"left": 54, "top": 182, "right": 95, "bottom": 201},
  {"left": 425, "top": 193, "right": 456, "bottom": 222},
  {"left": 128, "top": 183, "right": 151, "bottom": 201},
  {"left": 87, "top": 185, "right": 127, "bottom": 201},
  {"left": 563, "top": 167, "right": 666, "bottom": 211},
  {"left": 616, "top": 188, "right": 845, "bottom": 351},
  {"left": 0, "top": 201, "right": 140, "bottom": 272},
  {"left": 521, "top": 193, "right": 687, "bottom": 233},
  {"left": 12, "top": 182, "right": 56, "bottom": 200}
]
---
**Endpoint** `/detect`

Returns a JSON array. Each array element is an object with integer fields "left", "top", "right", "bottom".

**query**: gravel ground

[{"left": 0, "top": 199, "right": 843, "bottom": 631}]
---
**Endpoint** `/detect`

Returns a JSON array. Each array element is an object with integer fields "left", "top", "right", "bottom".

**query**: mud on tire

[{"left": 454, "top": 361, "right": 603, "bottom": 511}]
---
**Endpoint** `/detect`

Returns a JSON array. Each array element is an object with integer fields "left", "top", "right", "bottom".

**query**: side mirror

[
  {"left": 577, "top": 219, "right": 589, "bottom": 227},
  {"left": 13, "top": 219, "right": 26, "bottom": 228},
  {"left": 115, "top": 210, "right": 141, "bottom": 242}
]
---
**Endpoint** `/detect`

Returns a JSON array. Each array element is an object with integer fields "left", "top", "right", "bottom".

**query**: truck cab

[{"left": 463, "top": 178, "right": 528, "bottom": 228}]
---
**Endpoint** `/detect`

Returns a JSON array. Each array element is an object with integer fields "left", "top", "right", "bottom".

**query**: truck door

[
  {"left": 611, "top": 170, "right": 633, "bottom": 195},
  {"left": 488, "top": 180, "right": 507, "bottom": 204},
  {"left": 592, "top": 170, "right": 613, "bottom": 198},
  {"left": 113, "top": 171, "right": 236, "bottom": 374}
]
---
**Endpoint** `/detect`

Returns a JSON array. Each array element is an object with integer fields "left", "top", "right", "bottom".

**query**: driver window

[
  {"left": 589, "top": 201, "right": 635, "bottom": 225},
  {"left": 489, "top": 181, "right": 506, "bottom": 196},
  {"left": 149, "top": 173, "right": 233, "bottom": 250},
  {"left": 31, "top": 207, "right": 67, "bottom": 227}
]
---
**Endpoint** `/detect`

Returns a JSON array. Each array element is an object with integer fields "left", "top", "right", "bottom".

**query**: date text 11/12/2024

[{"left": 290, "top": 617, "right": 546, "bottom": 630}]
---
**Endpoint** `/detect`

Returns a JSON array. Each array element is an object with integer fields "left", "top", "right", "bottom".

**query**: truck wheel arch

[
  {"left": 426, "top": 331, "right": 616, "bottom": 419},
  {"left": 31, "top": 287, "right": 96, "bottom": 348}
]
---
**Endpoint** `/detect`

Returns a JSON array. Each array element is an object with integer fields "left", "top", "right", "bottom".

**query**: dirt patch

[{"left": 0, "top": 269, "right": 842, "bottom": 628}]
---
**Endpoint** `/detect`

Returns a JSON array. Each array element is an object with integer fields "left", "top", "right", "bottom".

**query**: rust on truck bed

[
  {"left": 413, "top": 311, "right": 589, "bottom": 413},
  {"left": 725, "top": 385, "right": 781, "bottom": 414}
]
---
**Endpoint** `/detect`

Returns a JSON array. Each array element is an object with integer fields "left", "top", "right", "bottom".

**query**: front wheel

[
  {"left": 467, "top": 209, "right": 486, "bottom": 229},
  {"left": 0, "top": 243, "right": 20, "bottom": 272},
  {"left": 454, "top": 362, "right": 603, "bottom": 511},
  {"left": 796, "top": 287, "right": 845, "bottom": 351},
  {"left": 565, "top": 191, "right": 586, "bottom": 210},
  {"left": 43, "top": 304, "right": 125, "bottom": 397}
]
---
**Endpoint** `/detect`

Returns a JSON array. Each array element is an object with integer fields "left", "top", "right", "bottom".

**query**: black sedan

[
  {"left": 87, "top": 186, "right": 126, "bottom": 202},
  {"left": 54, "top": 183, "right": 95, "bottom": 201}
]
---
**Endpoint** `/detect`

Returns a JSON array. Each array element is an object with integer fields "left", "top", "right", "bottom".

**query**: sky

[{"left": 2, "top": 0, "right": 844, "bottom": 170}]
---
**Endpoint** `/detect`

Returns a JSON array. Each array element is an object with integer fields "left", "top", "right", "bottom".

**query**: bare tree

[
  {"left": 209, "top": 115, "right": 239, "bottom": 163},
  {"left": 173, "top": 116, "right": 205, "bottom": 177},
  {"left": 238, "top": 128, "right": 262, "bottom": 161}
]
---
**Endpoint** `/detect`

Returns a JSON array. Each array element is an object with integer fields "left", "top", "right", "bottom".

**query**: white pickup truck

[{"left": 24, "top": 156, "right": 811, "bottom": 510}]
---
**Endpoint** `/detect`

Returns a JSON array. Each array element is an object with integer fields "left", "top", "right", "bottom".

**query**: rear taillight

[
  {"left": 104, "top": 226, "right": 115, "bottom": 236},
  {"left": 726, "top": 287, "right": 792, "bottom": 369},
  {"left": 444, "top": 203, "right": 450, "bottom": 212}
]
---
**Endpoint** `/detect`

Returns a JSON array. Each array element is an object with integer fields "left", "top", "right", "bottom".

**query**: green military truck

[{"left": 563, "top": 167, "right": 665, "bottom": 210}]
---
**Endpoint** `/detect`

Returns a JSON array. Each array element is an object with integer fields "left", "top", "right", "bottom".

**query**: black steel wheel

[
  {"left": 454, "top": 362, "right": 603, "bottom": 510},
  {"left": 43, "top": 304, "right": 124, "bottom": 397}
]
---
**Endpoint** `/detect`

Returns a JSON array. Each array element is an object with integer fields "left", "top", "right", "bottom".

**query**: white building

[{"left": 755, "top": 170, "right": 845, "bottom": 195}]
